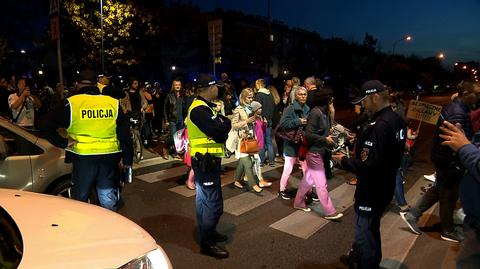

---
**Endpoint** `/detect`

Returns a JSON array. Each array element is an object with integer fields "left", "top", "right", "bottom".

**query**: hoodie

[{"left": 255, "top": 88, "right": 275, "bottom": 126}]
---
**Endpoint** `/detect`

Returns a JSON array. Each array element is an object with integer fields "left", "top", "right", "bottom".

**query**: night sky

[
  {"left": 191, "top": 0, "right": 480, "bottom": 67},
  {"left": 2, "top": 0, "right": 479, "bottom": 68}
]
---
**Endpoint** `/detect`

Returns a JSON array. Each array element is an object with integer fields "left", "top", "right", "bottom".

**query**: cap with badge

[
  {"left": 97, "top": 72, "right": 112, "bottom": 79},
  {"left": 195, "top": 73, "right": 224, "bottom": 89},
  {"left": 351, "top": 80, "right": 387, "bottom": 104},
  {"left": 78, "top": 70, "right": 97, "bottom": 85}
]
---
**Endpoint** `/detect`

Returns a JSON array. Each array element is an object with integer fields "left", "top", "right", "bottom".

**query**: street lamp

[
  {"left": 437, "top": 52, "right": 445, "bottom": 59},
  {"left": 392, "top": 35, "right": 412, "bottom": 55},
  {"left": 171, "top": 65, "right": 176, "bottom": 71},
  {"left": 100, "top": 0, "right": 104, "bottom": 73},
  {"left": 20, "top": 49, "right": 26, "bottom": 54}
]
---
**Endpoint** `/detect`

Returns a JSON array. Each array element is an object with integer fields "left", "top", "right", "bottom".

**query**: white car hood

[{"left": 0, "top": 189, "right": 164, "bottom": 269}]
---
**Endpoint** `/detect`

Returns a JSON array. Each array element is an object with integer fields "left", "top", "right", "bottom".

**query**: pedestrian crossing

[
  {"left": 270, "top": 182, "right": 355, "bottom": 239},
  {"left": 133, "top": 159, "right": 459, "bottom": 268},
  {"left": 166, "top": 159, "right": 284, "bottom": 197}
]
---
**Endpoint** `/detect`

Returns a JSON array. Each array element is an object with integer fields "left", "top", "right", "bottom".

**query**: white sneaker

[
  {"left": 423, "top": 173, "right": 436, "bottom": 182},
  {"left": 324, "top": 212, "right": 344, "bottom": 220}
]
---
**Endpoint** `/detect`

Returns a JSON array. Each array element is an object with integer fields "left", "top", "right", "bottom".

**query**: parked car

[
  {"left": 0, "top": 116, "right": 78, "bottom": 199},
  {"left": 0, "top": 188, "right": 172, "bottom": 269}
]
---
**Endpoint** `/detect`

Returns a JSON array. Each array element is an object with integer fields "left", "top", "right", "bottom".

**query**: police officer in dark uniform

[
  {"left": 38, "top": 70, "right": 133, "bottom": 211},
  {"left": 332, "top": 80, "right": 406, "bottom": 269},
  {"left": 186, "top": 74, "right": 231, "bottom": 259}
]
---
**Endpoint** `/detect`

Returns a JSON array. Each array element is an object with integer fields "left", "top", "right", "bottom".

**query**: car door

[{"left": 0, "top": 125, "right": 43, "bottom": 191}]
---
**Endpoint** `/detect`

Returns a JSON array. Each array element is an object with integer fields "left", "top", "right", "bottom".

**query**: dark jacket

[
  {"left": 306, "top": 87, "right": 320, "bottom": 109},
  {"left": 431, "top": 99, "right": 473, "bottom": 167},
  {"left": 255, "top": 88, "right": 275, "bottom": 126},
  {"left": 278, "top": 101, "right": 310, "bottom": 157},
  {"left": 305, "top": 106, "right": 330, "bottom": 155},
  {"left": 457, "top": 143, "right": 480, "bottom": 225},
  {"left": 164, "top": 92, "right": 185, "bottom": 123},
  {"left": 341, "top": 106, "right": 406, "bottom": 215}
]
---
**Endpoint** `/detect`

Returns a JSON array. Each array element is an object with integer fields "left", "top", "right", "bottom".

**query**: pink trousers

[
  {"left": 279, "top": 156, "right": 306, "bottom": 192},
  {"left": 294, "top": 152, "right": 336, "bottom": 215}
]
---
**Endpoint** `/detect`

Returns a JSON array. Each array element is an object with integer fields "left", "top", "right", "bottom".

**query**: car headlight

[{"left": 118, "top": 248, "right": 171, "bottom": 269}]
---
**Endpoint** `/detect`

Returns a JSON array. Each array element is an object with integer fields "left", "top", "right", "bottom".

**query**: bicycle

[{"left": 129, "top": 116, "right": 143, "bottom": 163}]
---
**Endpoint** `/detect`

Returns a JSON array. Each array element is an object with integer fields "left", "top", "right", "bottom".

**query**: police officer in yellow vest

[
  {"left": 38, "top": 70, "right": 133, "bottom": 211},
  {"left": 187, "top": 74, "right": 231, "bottom": 259}
]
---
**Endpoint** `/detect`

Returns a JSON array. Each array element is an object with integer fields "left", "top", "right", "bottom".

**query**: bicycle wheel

[{"left": 132, "top": 130, "right": 143, "bottom": 163}]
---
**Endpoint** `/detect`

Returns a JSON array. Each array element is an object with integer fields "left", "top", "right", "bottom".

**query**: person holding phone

[{"left": 8, "top": 77, "right": 41, "bottom": 128}]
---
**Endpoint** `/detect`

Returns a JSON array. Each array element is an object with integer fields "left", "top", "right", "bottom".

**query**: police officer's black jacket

[{"left": 341, "top": 106, "right": 406, "bottom": 215}]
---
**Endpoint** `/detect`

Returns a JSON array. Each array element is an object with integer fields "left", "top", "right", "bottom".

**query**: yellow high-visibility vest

[
  {"left": 67, "top": 94, "right": 121, "bottom": 155},
  {"left": 186, "top": 99, "right": 225, "bottom": 157}
]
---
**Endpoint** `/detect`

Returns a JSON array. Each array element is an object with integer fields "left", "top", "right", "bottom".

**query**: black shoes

[
  {"left": 279, "top": 190, "right": 292, "bottom": 200},
  {"left": 201, "top": 244, "right": 229, "bottom": 259},
  {"left": 308, "top": 192, "right": 319, "bottom": 202}
]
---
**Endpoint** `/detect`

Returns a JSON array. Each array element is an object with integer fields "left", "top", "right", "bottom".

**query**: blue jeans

[
  {"left": 169, "top": 121, "right": 184, "bottom": 147},
  {"left": 394, "top": 167, "right": 407, "bottom": 206},
  {"left": 410, "top": 163, "right": 462, "bottom": 233},
  {"left": 71, "top": 154, "right": 121, "bottom": 211},
  {"left": 394, "top": 154, "right": 409, "bottom": 206},
  {"left": 259, "top": 126, "right": 275, "bottom": 164},
  {"left": 352, "top": 212, "right": 382, "bottom": 269},
  {"left": 192, "top": 156, "right": 223, "bottom": 247}
]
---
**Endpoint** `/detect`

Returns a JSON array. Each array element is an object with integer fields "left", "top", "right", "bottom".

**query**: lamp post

[
  {"left": 392, "top": 35, "right": 412, "bottom": 55},
  {"left": 100, "top": 0, "right": 104, "bottom": 73}
]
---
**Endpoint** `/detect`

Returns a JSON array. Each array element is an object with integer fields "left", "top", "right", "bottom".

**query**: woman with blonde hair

[{"left": 229, "top": 88, "right": 269, "bottom": 192}]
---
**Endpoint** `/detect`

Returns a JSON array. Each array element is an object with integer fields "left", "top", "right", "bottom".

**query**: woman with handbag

[
  {"left": 276, "top": 87, "right": 310, "bottom": 200},
  {"left": 230, "top": 88, "right": 264, "bottom": 193},
  {"left": 293, "top": 90, "right": 343, "bottom": 220}
]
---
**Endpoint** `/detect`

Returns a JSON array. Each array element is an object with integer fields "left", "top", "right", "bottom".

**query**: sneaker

[
  {"left": 309, "top": 192, "right": 320, "bottom": 201},
  {"left": 259, "top": 180, "right": 272, "bottom": 188},
  {"left": 400, "top": 211, "right": 422, "bottom": 235},
  {"left": 441, "top": 227, "right": 464, "bottom": 242},
  {"left": 399, "top": 205, "right": 410, "bottom": 213},
  {"left": 294, "top": 206, "right": 311, "bottom": 212},
  {"left": 234, "top": 181, "right": 244, "bottom": 189},
  {"left": 346, "top": 178, "right": 358, "bottom": 185},
  {"left": 252, "top": 185, "right": 263, "bottom": 193},
  {"left": 324, "top": 212, "right": 344, "bottom": 220},
  {"left": 279, "top": 190, "right": 291, "bottom": 200},
  {"left": 423, "top": 173, "right": 436, "bottom": 182}
]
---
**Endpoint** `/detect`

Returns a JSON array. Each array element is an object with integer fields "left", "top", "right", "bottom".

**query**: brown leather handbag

[{"left": 240, "top": 137, "right": 259, "bottom": 154}]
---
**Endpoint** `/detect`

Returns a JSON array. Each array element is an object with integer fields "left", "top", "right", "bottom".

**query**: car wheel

[{"left": 48, "top": 178, "right": 99, "bottom": 205}]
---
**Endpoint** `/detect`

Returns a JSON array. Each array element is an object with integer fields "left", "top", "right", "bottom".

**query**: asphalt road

[{"left": 120, "top": 94, "right": 460, "bottom": 269}]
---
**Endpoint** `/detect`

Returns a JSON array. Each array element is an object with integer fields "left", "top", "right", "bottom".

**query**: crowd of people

[{"left": 2, "top": 69, "right": 480, "bottom": 268}]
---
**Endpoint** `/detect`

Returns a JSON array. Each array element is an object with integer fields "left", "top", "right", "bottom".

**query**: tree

[
  {"left": 0, "top": 38, "right": 12, "bottom": 66},
  {"left": 62, "top": 0, "right": 158, "bottom": 68}
]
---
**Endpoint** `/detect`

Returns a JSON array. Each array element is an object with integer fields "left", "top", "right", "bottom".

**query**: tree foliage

[
  {"left": 62, "top": 0, "right": 158, "bottom": 67},
  {"left": 0, "top": 38, "right": 12, "bottom": 65}
]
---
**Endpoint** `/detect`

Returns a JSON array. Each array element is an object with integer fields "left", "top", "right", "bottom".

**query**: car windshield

[{"left": 0, "top": 206, "right": 23, "bottom": 268}]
